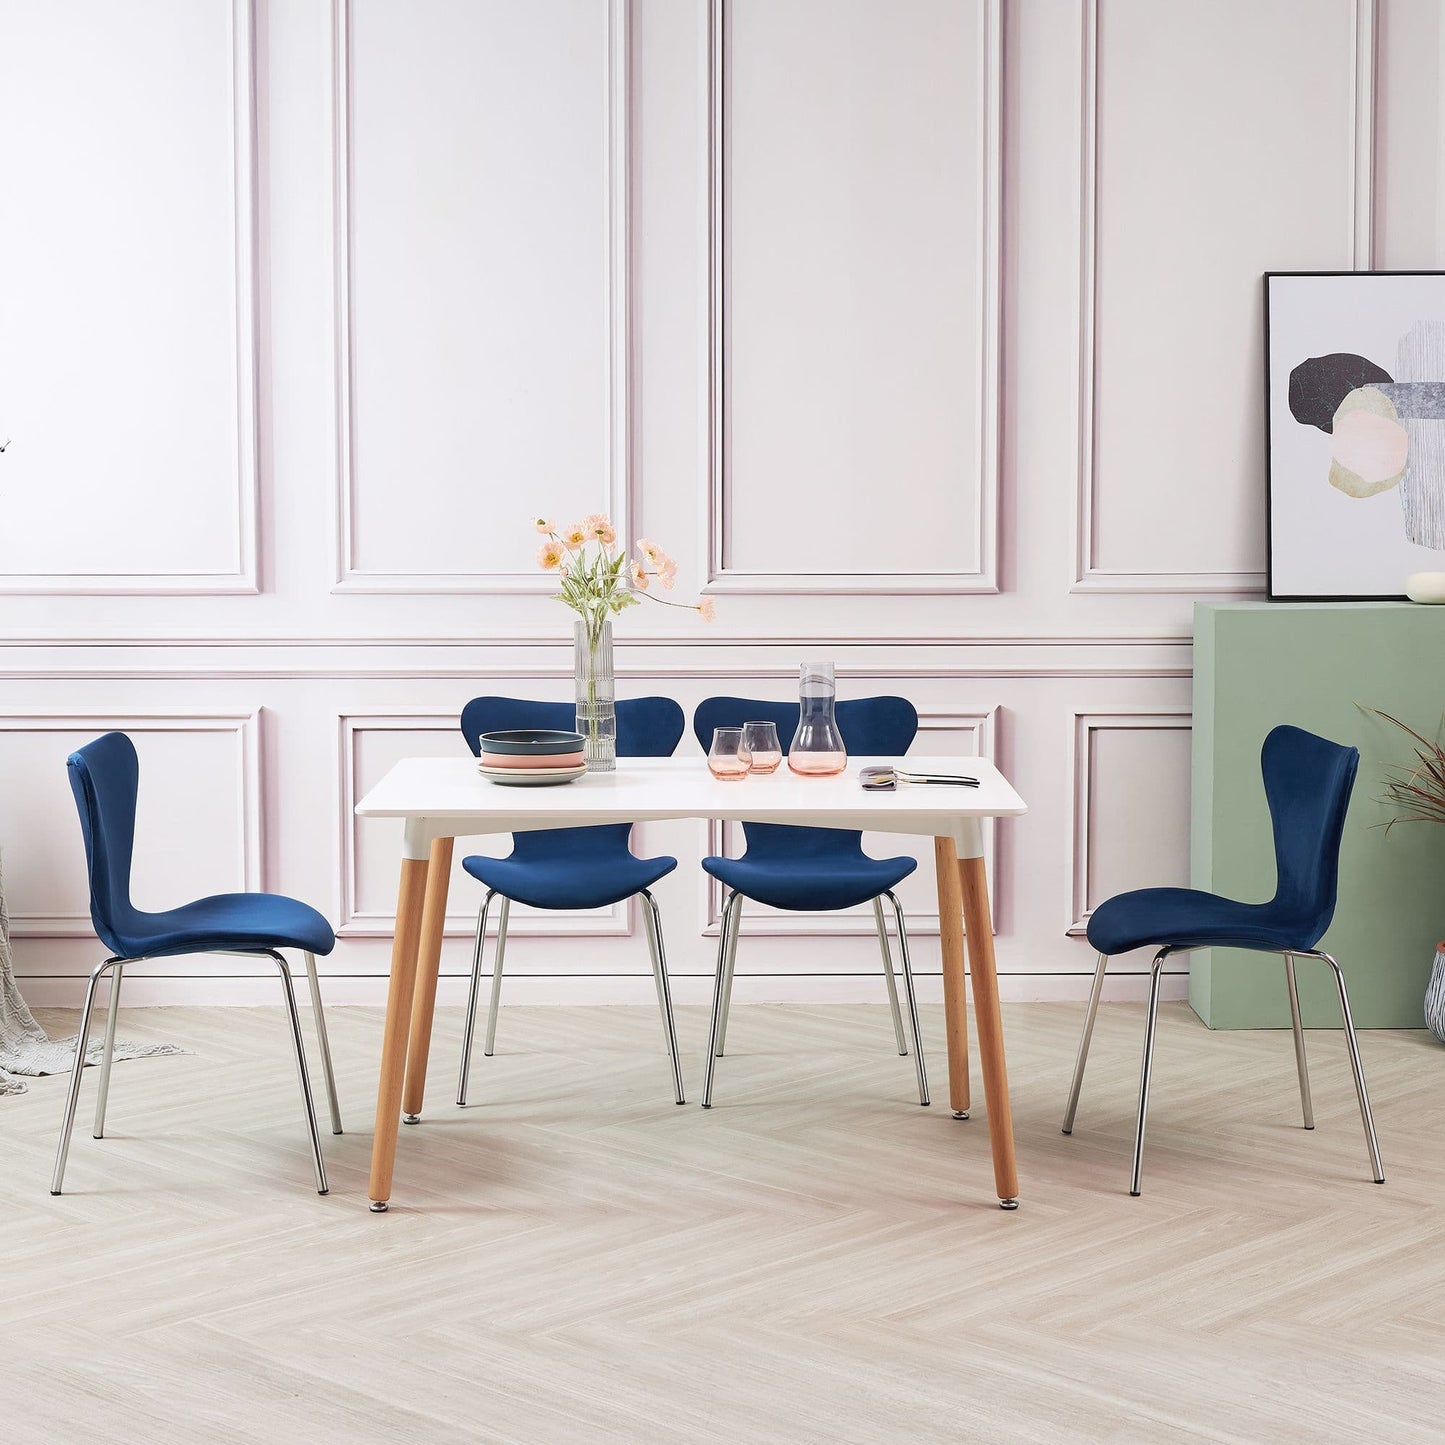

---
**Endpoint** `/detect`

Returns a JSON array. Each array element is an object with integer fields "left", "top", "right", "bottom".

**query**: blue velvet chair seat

[
  {"left": 462, "top": 826, "right": 677, "bottom": 912},
  {"left": 106, "top": 892, "right": 337, "bottom": 961},
  {"left": 702, "top": 852, "right": 916, "bottom": 913},
  {"left": 1086, "top": 887, "right": 1321, "bottom": 958}
]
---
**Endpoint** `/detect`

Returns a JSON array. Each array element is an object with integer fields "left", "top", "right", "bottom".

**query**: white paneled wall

[{"left": 0, "top": 0, "right": 1440, "bottom": 1008}]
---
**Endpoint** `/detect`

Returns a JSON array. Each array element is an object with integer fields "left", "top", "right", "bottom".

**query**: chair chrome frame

[
  {"left": 52, "top": 947, "right": 342, "bottom": 1198},
  {"left": 1061, "top": 946, "right": 1384, "bottom": 1197},
  {"left": 457, "top": 886, "right": 687, "bottom": 1108},
  {"left": 701, "top": 889, "right": 929, "bottom": 1109}
]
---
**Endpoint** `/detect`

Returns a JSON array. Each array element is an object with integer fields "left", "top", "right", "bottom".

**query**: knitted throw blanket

[{"left": 0, "top": 866, "right": 179, "bottom": 1095}]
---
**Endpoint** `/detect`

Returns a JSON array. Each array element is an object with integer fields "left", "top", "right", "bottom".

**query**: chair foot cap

[
  {"left": 1129, "top": 1190, "right": 1141, "bottom": 1198},
  {"left": 701, "top": 1102, "right": 713, "bottom": 1110},
  {"left": 402, "top": 1113, "right": 420, "bottom": 1126},
  {"left": 1374, "top": 1177, "right": 1386, "bottom": 1185},
  {"left": 953, "top": 1110, "right": 970, "bottom": 1121},
  {"left": 998, "top": 1198, "right": 1019, "bottom": 1211},
  {"left": 48, "top": 1189, "right": 61, "bottom": 1197},
  {"left": 1304, "top": 1124, "right": 1315, "bottom": 1131},
  {"left": 1060, "top": 1127, "right": 1072, "bottom": 1135},
  {"left": 368, "top": 1200, "right": 389, "bottom": 1213}
]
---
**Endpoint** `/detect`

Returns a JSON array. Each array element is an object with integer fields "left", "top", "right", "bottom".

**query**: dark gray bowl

[{"left": 477, "top": 728, "right": 586, "bottom": 757}]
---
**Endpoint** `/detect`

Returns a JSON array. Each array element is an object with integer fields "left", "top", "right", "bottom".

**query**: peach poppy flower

[
  {"left": 636, "top": 538, "right": 664, "bottom": 568},
  {"left": 697, "top": 596, "right": 716, "bottom": 623},
  {"left": 658, "top": 557, "right": 678, "bottom": 590},
  {"left": 630, "top": 560, "right": 649, "bottom": 590},
  {"left": 536, "top": 540, "right": 565, "bottom": 570},
  {"left": 591, "top": 520, "right": 617, "bottom": 546},
  {"left": 561, "top": 523, "right": 588, "bottom": 550},
  {"left": 532, "top": 515, "right": 556, "bottom": 534}
]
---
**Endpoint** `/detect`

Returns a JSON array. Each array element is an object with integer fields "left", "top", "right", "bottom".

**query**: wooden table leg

[
  {"left": 957, "top": 851, "right": 1019, "bottom": 1208},
  {"left": 402, "top": 836, "right": 455, "bottom": 1125},
  {"left": 368, "top": 850, "right": 430, "bottom": 1212},
  {"left": 933, "top": 836, "right": 971, "bottom": 1119}
]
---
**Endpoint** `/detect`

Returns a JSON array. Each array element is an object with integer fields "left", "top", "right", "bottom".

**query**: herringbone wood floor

[{"left": 5, "top": 1000, "right": 1444, "bottom": 1443}]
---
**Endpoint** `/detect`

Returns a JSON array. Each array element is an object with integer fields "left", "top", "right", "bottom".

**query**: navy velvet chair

[
  {"left": 456, "top": 696, "right": 688, "bottom": 1106},
  {"left": 690, "top": 696, "right": 928, "bottom": 1109},
  {"left": 1061, "top": 724, "right": 1384, "bottom": 1196},
  {"left": 55, "top": 732, "right": 341, "bottom": 1196}
]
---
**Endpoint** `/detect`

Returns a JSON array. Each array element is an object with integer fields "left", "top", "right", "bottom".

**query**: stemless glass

[
  {"left": 742, "top": 721, "right": 782, "bottom": 774},
  {"left": 708, "top": 726, "right": 751, "bottom": 780}
]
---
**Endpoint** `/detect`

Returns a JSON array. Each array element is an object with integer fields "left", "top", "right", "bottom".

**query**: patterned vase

[{"left": 1425, "top": 943, "right": 1445, "bottom": 1045}]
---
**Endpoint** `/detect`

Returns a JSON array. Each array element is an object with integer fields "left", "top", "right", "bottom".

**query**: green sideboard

[{"left": 1192, "top": 602, "right": 1445, "bottom": 1029}]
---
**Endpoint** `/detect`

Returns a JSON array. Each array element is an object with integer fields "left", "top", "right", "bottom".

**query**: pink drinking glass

[
  {"left": 708, "top": 726, "right": 751, "bottom": 780},
  {"left": 742, "top": 721, "right": 783, "bottom": 774}
]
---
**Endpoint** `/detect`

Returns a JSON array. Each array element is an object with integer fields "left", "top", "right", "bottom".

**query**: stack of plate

[{"left": 476, "top": 728, "right": 588, "bottom": 786}]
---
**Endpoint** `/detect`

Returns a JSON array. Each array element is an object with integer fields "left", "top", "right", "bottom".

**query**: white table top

[{"left": 356, "top": 755, "right": 1027, "bottom": 859}]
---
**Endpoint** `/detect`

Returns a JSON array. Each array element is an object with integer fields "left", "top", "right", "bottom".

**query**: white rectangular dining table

[{"left": 355, "top": 755, "right": 1028, "bottom": 1211}]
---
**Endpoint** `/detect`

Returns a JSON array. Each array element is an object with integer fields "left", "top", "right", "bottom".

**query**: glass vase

[
  {"left": 574, "top": 619, "right": 616, "bottom": 772},
  {"left": 788, "top": 661, "right": 847, "bottom": 776}
]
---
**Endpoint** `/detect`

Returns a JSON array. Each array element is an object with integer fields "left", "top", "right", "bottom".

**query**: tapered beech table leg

[
  {"left": 368, "top": 851, "right": 431, "bottom": 1211},
  {"left": 402, "top": 837, "right": 455, "bottom": 1125},
  {"left": 957, "top": 852, "right": 1019, "bottom": 1208},
  {"left": 933, "top": 837, "right": 971, "bottom": 1119}
]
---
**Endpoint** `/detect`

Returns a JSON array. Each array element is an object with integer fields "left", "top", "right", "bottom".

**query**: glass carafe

[{"left": 788, "top": 662, "right": 847, "bottom": 776}]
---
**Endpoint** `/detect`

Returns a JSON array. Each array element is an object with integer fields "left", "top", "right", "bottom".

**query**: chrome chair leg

[
  {"left": 1129, "top": 949, "right": 1169, "bottom": 1197},
  {"left": 52, "top": 958, "right": 115, "bottom": 1194},
  {"left": 1062, "top": 952, "right": 1109, "bottom": 1135},
  {"left": 272, "top": 955, "right": 328, "bottom": 1195},
  {"left": 484, "top": 896, "right": 512, "bottom": 1058},
  {"left": 1316, "top": 950, "right": 1385, "bottom": 1183},
  {"left": 702, "top": 892, "right": 742, "bottom": 1108},
  {"left": 884, "top": 892, "right": 929, "bottom": 1106},
  {"left": 714, "top": 892, "right": 742, "bottom": 1057},
  {"left": 640, "top": 890, "right": 686, "bottom": 1105},
  {"left": 1283, "top": 951, "right": 1314, "bottom": 1130},
  {"left": 872, "top": 896, "right": 908, "bottom": 1055},
  {"left": 92, "top": 961, "right": 124, "bottom": 1139},
  {"left": 457, "top": 890, "right": 494, "bottom": 1107},
  {"left": 302, "top": 950, "right": 343, "bottom": 1135}
]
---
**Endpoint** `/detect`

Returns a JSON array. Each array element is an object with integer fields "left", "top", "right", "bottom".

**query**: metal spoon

[{"left": 859, "top": 766, "right": 979, "bottom": 791}]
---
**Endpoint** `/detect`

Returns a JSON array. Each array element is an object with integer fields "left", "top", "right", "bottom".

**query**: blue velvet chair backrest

[
  {"left": 1262, "top": 723, "right": 1359, "bottom": 938},
  {"left": 66, "top": 731, "right": 143, "bottom": 955},
  {"left": 691, "top": 696, "right": 918, "bottom": 860},
  {"left": 459, "top": 696, "right": 685, "bottom": 859}
]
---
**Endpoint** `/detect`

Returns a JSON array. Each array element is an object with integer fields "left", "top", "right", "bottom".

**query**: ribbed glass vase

[{"left": 574, "top": 619, "right": 616, "bottom": 772}]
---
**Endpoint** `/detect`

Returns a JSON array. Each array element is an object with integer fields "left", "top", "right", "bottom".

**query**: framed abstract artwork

[{"left": 1265, "top": 271, "right": 1445, "bottom": 600}]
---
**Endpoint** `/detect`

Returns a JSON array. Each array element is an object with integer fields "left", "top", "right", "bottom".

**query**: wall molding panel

[
  {"left": 330, "top": 0, "right": 632, "bottom": 595},
  {"left": 701, "top": 707, "right": 1001, "bottom": 939},
  {"left": 336, "top": 713, "right": 632, "bottom": 939},
  {"left": 702, "top": 0, "right": 1002, "bottom": 596},
  {"left": 0, "top": 0, "right": 259, "bottom": 595},
  {"left": 1070, "top": 0, "right": 1378, "bottom": 596},
  {"left": 0, "top": 711, "right": 262, "bottom": 937},
  {"left": 1068, "top": 707, "right": 1193, "bottom": 938}
]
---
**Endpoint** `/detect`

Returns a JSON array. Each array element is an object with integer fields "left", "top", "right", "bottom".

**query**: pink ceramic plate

[{"left": 480, "top": 749, "right": 586, "bottom": 771}]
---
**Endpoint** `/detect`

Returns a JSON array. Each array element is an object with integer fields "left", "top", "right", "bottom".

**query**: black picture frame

[{"left": 1260, "top": 271, "right": 1445, "bottom": 604}]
